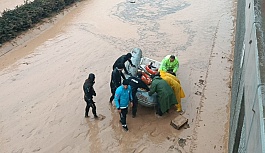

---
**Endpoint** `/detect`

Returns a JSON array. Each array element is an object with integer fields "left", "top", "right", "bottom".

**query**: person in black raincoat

[
  {"left": 112, "top": 53, "right": 136, "bottom": 74},
  {"left": 109, "top": 63, "right": 125, "bottom": 103},
  {"left": 128, "top": 74, "right": 150, "bottom": 118},
  {"left": 83, "top": 73, "right": 98, "bottom": 118}
]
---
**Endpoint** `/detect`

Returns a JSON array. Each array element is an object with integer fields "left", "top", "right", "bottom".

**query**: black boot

[
  {"left": 91, "top": 103, "right": 98, "bottom": 118},
  {"left": 85, "top": 106, "right": 89, "bottom": 118},
  {"left": 122, "top": 125, "right": 129, "bottom": 131}
]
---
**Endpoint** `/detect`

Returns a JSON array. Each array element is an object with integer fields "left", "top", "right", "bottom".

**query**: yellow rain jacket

[
  {"left": 159, "top": 71, "right": 185, "bottom": 103},
  {"left": 160, "top": 71, "right": 180, "bottom": 83}
]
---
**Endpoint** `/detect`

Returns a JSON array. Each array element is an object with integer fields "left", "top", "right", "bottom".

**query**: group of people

[{"left": 82, "top": 53, "right": 185, "bottom": 132}]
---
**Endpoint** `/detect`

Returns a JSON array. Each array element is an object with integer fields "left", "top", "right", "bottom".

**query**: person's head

[
  {"left": 116, "top": 63, "right": 124, "bottom": 71},
  {"left": 88, "top": 73, "right": 95, "bottom": 82},
  {"left": 122, "top": 79, "right": 130, "bottom": 89},
  {"left": 169, "top": 55, "right": 175, "bottom": 62},
  {"left": 126, "top": 53, "right": 132, "bottom": 60}
]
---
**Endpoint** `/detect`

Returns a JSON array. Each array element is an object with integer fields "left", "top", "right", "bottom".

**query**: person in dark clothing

[
  {"left": 83, "top": 73, "right": 98, "bottom": 118},
  {"left": 110, "top": 63, "right": 125, "bottom": 103},
  {"left": 127, "top": 75, "right": 150, "bottom": 118},
  {"left": 112, "top": 53, "right": 136, "bottom": 74}
]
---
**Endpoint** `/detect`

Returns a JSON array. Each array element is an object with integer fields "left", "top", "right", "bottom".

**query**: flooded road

[{"left": 0, "top": 0, "right": 235, "bottom": 152}]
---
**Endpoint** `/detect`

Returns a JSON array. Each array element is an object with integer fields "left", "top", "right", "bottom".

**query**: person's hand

[
  {"left": 130, "top": 102, "right": 133, "bottom": 107},
  {"left": 118, "top": 109, "right": 121, "bottom": 114}
]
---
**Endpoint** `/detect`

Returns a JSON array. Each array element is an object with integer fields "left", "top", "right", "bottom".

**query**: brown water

[{"left": 0, "top": 0, "right": 236, "bottom": 152}]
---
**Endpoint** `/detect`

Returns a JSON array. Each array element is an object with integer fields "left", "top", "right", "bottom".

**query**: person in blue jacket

[{"left": 114, "top": 79, "right": 133, "bottom": 131}]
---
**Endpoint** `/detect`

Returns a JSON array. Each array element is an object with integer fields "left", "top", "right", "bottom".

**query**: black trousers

[
  {"left": 132, "top": 97, "right": 138, "bottom": 116},
  {"left": 155, "top": 101, "right": 163, "bottom": 116},
  {"left": 85, "top": 101, "right": 97, "bottom": 116},
  {"left": 120, "top": 108, "right": 128, "bottom": 125},
  {"left": 109, "top": 87, "right": 117, "bottom": 102}
]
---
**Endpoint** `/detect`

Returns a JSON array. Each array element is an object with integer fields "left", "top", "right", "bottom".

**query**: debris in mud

[
  {"left": 32, "top": 147, "right": 41, "bottom": 152},
  {"left": 167, "top": 145, "right": 183, "bottom": 152},
  {"left": 195, "top": 79, "right": 205, "bottom": 88},
  {"left": 167, "top": 136, "right": 176, "bottom": 142},
  {"left": 22, "top": 62, "right": 30, "bottom": 65},
  {"left": 195, "top": 91, "right": 202, "bottom": 95},
  {"left": 198, "top": 79, "right": 204, "bottom": 85},
  {"left": 178, "top": 138, "right": 186, "bottom": 148}
]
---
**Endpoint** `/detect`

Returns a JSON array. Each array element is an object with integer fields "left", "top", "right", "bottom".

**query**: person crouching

[{"left": 114, "top": 79, "right": 133, "bottom": 131}]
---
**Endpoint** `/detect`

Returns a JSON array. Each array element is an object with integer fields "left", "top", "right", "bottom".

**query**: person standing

[
  {"left": 83, "top": 73, "right": 98, "bottom": 118},
  {"left": 112, "top": 53, "right": 136, "bottom": 74},
  {"left": 159, "top": 55, "right": 179, "bottom": 76},
  {"left": 148, "top": 74, "right": 178, "bottom": 116},
  {"left": 114, "top": 79, "right": 133, "bottom": 131},
  {"left": 127, "top": 75, "right": 150, "bottom": 118},
  {"left": 110, "top": 63, "right": 125, "bottom": 103}
]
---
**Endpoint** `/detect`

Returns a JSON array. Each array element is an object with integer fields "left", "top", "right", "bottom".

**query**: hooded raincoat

[
  {"left": 159, "top": 71, "right": 185, "bottom": 104},
  {"left": 160, "top": 71, "right": 180, "bottom": 83},
  {"left": 148, "top": 76, "right": 177, "bottom": 113},
  {"left": 159, "top": 55, "right": 179, "bottom": 73}
]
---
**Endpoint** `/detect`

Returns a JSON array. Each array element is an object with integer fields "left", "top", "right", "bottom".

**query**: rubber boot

[
  {"left": 85, "top": 105, "right": 89, "bottom": 118},
  {"left": 176, "top": 103, "right": 182, "bottom": 112}
]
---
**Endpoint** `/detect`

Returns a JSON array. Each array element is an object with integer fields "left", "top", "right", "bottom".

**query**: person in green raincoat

[
  {"left": 148, "top": 74, "right": 178, "bottom": 116},
  {"left": 159, "top": 55, "right": 179, "bottom": 76}
]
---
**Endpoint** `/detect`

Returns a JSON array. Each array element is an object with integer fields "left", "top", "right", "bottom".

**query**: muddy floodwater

[{"left": 0, "top": 0, "right": 236, "bottom": 152}]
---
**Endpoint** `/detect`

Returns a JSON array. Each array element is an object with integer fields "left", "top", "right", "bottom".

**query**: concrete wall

[{"left": 229, "top": 0, "right": 265, "bottom": 152}]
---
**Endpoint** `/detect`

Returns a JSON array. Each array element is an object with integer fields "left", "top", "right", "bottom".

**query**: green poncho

[{"left": 149, "top": 76, "right": 178, "bottom": 113}]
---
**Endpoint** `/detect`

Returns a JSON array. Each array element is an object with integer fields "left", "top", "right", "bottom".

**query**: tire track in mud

[{"left": 189, "top": 20, "right": 220, "bottom": 152}]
